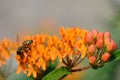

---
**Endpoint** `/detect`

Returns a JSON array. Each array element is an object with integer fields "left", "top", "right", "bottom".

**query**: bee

[
  {"left": 16, "top": 40, "right": 33, "bottom": 56},
  {"left": 17, "top": 46, "right": 24, "bottom": 55},
  {"left": 22, "top": 40, "right": 33, "bottom": 48}
]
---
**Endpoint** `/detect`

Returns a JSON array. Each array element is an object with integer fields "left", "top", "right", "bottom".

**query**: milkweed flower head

[
  {"left": 85, "top": 29, "right": 117, "bottom": 68},
  {"left": 16, "top": 27, "right": 88, "bottom": 77},
  {"left": 59, "top": 27, "right": 88, "bottom": 58},
  {"left": 16, "top": 27, "right": 117, "bottom": 78},
  {"left": 0, "top": 38, "right": 17, "bottom": 67},
  {"left": 58, "top": 27, "right": 88, "bottom": 69},
  {"left": 16, "top": 34, "right": 61, "bottom": 78}
]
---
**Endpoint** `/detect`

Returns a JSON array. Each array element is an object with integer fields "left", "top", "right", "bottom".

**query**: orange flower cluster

[
  {"left": 16, "top": 34, "right": 60, "bottom": 78},
  {"left": 59, "top": 27, "right": 87, "bottom": 59},
  {"left": 16, "top": 27, "right": 88, "bottom": 78},
  {"left": 84, "top": 29, "right": 117, "bottom": 68},
  {"left": 59, "top": 27, "right": 88, "bottom": 69},
  {"left": 0, "top": 38, "right": 17, "bottom": 67}
]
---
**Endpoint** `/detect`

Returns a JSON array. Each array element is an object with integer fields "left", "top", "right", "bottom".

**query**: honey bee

[
  {"left": 17, "top": 46, "right": 24, "bottom": 55},
  {"left": 16, "top": 40, "right": 33, "bottom": 56},
  {"left": 22, "top": 40, "right": 33, "bottom": 48}
]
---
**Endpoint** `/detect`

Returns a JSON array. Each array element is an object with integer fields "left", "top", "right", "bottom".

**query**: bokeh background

[{"left": 0, "top": 0, "right": 120, "bottom": 80}]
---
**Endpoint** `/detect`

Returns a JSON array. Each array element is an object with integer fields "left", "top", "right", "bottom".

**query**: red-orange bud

[
  {"left": 88, "top": 44, "right": 96, "bottom": 54},
  {"left": 88, "top": 56, "right": 97, "bottom": 64},
  {"left": 85, "top": 32, "right": 94, "bottom": 44},
  {"left": 101, "top": 52, "right": 111, "bottom": 62},
  {"left": 92, "top": 29, "right": 98, "bottom": 38},
  {"left": 105, "top": 38, "right": 111, "bottom": 46},
  {"left": 104, "top": 32, "right": 110, "bottom": 39},
  {"left": 107, "top": 40, "right": 117, "bottom": 52},
  {"left": 111, "top": 40, "right": 117, "bottom": 51},
  {"left": 97, "top": 32, "right": 104, "bottom": 39},
  {"left": 96, "top": 39, "right": 104, "bottom": 49}
]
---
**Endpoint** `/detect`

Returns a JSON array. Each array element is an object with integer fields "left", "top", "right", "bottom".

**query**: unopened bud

[
  {"left": 104, "top": 32, "right": 110, "bottom": 39},
  {"left": 111, "top": 40, "right": 117, "bottom": 51},
  {"left": 101, "top": 52, "right": 111, "bottom": 62},
  {"left": 88, "top": 44, "right": 96, "bottom": 54},
  {"left": 89, "top": 56, "right": 97, "bottom": 64},
  {"left": 92, "top": 29, "right": 98, "bottom": 38},
  {"left": 105, "top": 38, "right": 111, "bottom": 46},
  {"left": 107, "top": 40, "right": 117, "bottom": 52},
  {"left": 85, "top": 32, "right": 94, "bottom": 44},
  {"left": 97, "top": 32, "right": 104, "bottom": 39},
  {"left": 96, "top": 39, "right": 104, "bottom": 49}
]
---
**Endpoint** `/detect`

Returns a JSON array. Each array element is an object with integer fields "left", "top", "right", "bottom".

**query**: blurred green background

[{"left": 0, "top": 0, "right": 120, "bottom": 80}]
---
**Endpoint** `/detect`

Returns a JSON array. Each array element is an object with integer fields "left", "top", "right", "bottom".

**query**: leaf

[
  {"left": 43, "top": 59, "right": 58, "bottom": 76},
  {"left": 110, "top": 49, "right": 120, "bottom": 61},
  {"left": 42, "top": 67, "right": 71, "bottom": 80}
]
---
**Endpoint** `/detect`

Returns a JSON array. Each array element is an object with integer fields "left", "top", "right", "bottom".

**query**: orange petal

[
  {"left": 27, "top": 70, "right": 32, "bottom": 77},
  {"left": 42, "top": 61, "right": 46, "bottom": 70},
  {"left": 81, "top": 45, "right": 87, "bottom": 58},
  {"left": 16, "top": 66, "right": 21, "bottom": 74},
  {"left": 33, "top": 70, "right": 37, "bottom": 78},
  {"left": 68, "top": 52, "right": 73, "bottom": 60}
]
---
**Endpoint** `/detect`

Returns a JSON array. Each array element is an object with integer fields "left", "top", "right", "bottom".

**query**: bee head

[{"left": 24, "top": 40, "right": 33, "bottom": 45}]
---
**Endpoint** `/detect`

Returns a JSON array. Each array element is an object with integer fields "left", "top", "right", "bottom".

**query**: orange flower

[
  {"left": 58, "top": 27, "right": 88, "bottom": 69},
  {"left": 59, "top": 27, "right": 87, "bottom": 59},
  {"left": 16, "top": 34, "right": 60, "bottom": 78},
  {"left": 0, "top": 38, "right": 17, "bottom": 67}
]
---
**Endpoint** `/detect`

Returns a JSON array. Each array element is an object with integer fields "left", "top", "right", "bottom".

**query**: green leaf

[
  {"left": 43, "top": 59, "right": 58, "bottom": 76},
  {"left": 111, "top": 49, "right": 120, "bottom": 61},
  {"left": 42, "top": 67, "right": 71, "bottom": 80}
]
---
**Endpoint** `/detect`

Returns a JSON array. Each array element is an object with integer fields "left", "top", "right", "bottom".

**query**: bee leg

[{"left": 21, "top": 54, "right": 24, "bottom": 59}]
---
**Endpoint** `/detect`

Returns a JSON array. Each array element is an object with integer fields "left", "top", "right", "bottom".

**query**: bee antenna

[{"left": 17, "top": 33, "right": 22, "bottom": 46}]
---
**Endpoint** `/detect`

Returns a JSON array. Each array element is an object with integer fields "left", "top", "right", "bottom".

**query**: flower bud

[
  {"left": 104, "top": 38, "right": 111, "bottom": 46},
  {"left": 88, "top": 44, "right": 96, "bottom": 54},
  {"left": 96, "top": 39, "right": 104, "bottom": 49},
  {"left": 101, "top": 52, "right": 111, "bottom": 62},
  {"left": 107, "top": 43, "right": 113, "bottom": 52},
  {"left": 111, "top": 40, "right": 117, "bottom": 51},
  {"left": 85, "top": 32, "right": 94, "bottom": 44},
  {"left": 107, "top": 40, "right": 117, "bottom": 52},
  {"left": 92, "top": 29, "right": 98, "bottom": 38},
  {"left": 88, "top": 56, "right": 97, "bottom": 64},
  {"left": 104, "top": 32, "right": 110, "bottom": 39},
  {"left": 97, "top": 32, "right": 104, "bottom": 39}
]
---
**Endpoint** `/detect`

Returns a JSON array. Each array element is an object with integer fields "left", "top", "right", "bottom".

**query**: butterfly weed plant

[{"left": 0, "top": 27, "right": 120, "bottom": 80}]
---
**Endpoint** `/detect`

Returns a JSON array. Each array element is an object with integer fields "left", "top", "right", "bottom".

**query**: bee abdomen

[{"left": 17, "top": 46, "right": 24, "bottom": 55}]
